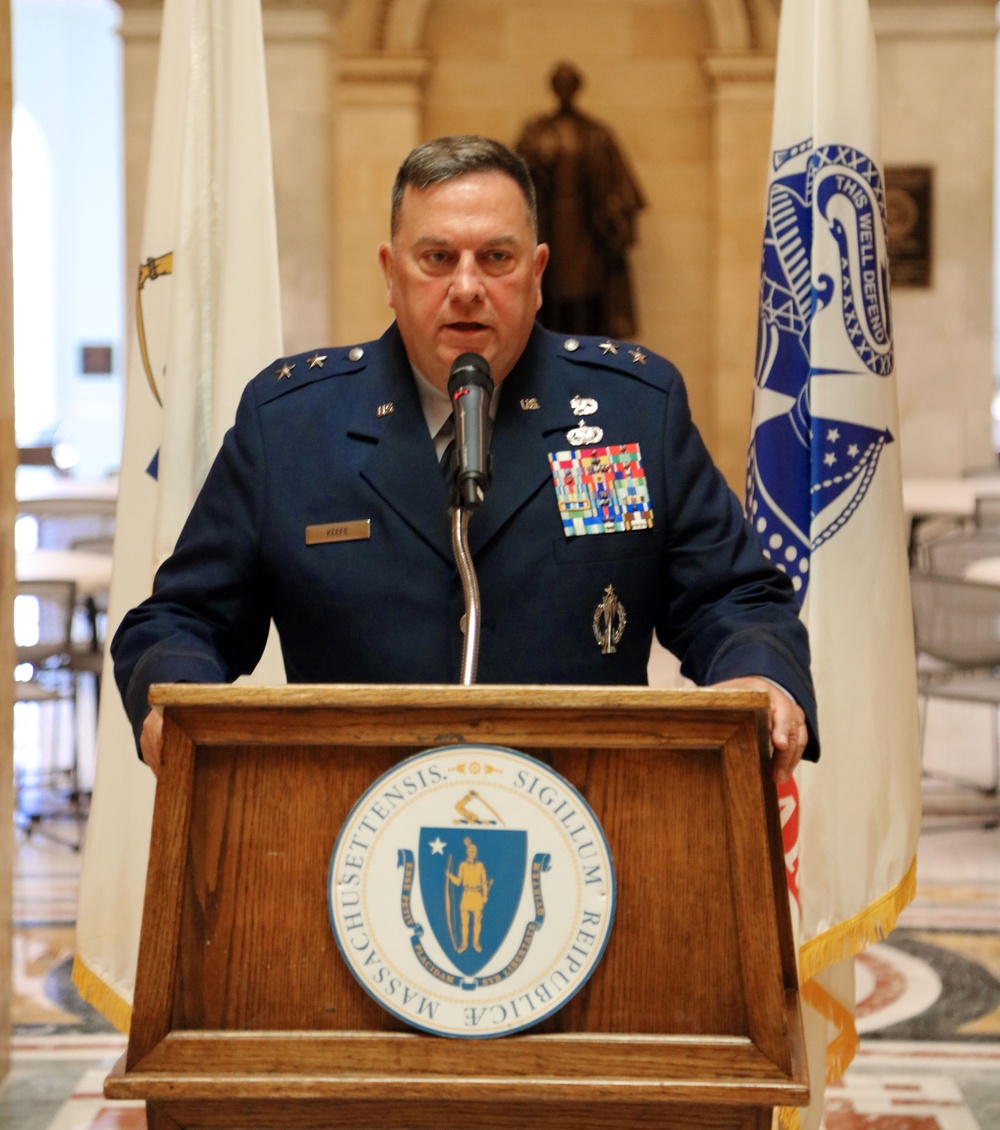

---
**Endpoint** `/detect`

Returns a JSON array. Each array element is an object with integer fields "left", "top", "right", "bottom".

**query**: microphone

[{"left": 447, "top": 353, "right": 494, "bottom": 510}]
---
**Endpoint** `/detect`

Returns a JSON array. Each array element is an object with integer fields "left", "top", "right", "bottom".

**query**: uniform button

[
  {"left": 563, "top": 338, "right": 581, "bottom": 352},
  {"left": 348, "top": 346, "right": 364, "bottom": 361}
]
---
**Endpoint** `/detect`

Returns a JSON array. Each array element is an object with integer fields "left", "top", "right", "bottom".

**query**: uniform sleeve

[
  {"left": 653, "top": 370, "right": 820, "bottom": 759},
  {"left": 111, "top": 381, "right": 273, "bottom": 751}
]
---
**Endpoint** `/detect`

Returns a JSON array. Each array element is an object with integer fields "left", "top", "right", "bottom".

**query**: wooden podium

[{"left": 106, "top": 684, "right": 808, "bottom": 1129}]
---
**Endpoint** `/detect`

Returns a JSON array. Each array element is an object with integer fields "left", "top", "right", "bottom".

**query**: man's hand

[
  {"left": 140, "top": 709, "right": 164, "bottom": 777},
  {"left": 711, "top": 676, "right": 808, "bottom": 784}
]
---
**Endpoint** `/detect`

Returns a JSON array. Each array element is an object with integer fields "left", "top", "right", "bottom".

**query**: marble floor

[{"left": 1, "top": 696, "right": 999, "bottom": 1129}]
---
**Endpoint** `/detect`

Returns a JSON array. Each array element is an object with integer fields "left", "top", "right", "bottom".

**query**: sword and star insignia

[{"left": 593, "top": 584, "right": 627, "bottom": 654}]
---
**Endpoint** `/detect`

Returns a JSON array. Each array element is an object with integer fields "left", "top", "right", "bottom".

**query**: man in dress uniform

[{"left": 112, "top": 135, "right": 817, "bottom": 779}]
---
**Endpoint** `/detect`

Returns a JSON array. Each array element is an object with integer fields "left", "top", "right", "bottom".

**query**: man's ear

[
  {"left": 533, "top": 243, "right": 549, "bottom": 310},
  {"left": 377, "top": 242, "right": 395, "bottom": 308}
]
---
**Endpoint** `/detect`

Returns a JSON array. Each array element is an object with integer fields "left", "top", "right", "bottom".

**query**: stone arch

[
  {"left": 341, "top": 0, "right": 775, "bottom": 54},
  {"left": 332, "top": 0, "right": 778, "bottom": 485},
  {"left": 702, "top": 0, "right": 778, "bottom": 52},
  {"left": 336, "top": 0, "right": 431, "bottom": 53}
]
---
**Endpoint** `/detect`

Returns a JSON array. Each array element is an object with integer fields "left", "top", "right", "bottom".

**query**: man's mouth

[{"left": 444, "top": 321, "right": 488, "bottom": 333}]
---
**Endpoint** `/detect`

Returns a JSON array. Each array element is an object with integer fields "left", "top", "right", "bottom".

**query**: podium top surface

[
  {"left": 147, "top": 683, "right": 774, "bottom": 753},
  {"left": 148, "top": 682, "right": 771, "bottom": 714}
]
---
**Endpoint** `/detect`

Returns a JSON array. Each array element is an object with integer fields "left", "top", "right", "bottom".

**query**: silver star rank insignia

[
  {"left": 276, "top": 362, "right": 295, "bottom": 380},
  {"left": 306, "top": 353, "right": 327, "bottom": 369},
  {"left": 629, "top": 348, "right": 647, "bottom": 365},
  {"left": 598, "top": 341, "right": 618, "bottom": 355}
]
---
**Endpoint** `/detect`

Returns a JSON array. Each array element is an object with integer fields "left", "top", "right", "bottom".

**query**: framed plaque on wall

[{"left": 885, "top": 165, "right": 933, "bottom": 287}]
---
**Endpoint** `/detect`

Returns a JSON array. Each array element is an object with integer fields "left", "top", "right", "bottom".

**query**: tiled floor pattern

[{"left": 3, "top": 698, "right": 1000, "bottom": 1128}]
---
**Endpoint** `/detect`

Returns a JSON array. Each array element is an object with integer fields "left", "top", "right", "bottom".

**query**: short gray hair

[{"left": 390, "top": 135, "right": 538, "bottom": 238}]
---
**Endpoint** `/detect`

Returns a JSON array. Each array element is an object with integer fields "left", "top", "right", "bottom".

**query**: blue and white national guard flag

[
  {"left": 747, "top": 2, "right": 921, "bottom": 1126},
  {"left": 72, "top": 0, "right": 285, "bottom": 1029}
]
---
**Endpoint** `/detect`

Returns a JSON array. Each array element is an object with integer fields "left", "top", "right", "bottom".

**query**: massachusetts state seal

[{"left": 328, "top": 745, "right": 616, "bottom": 1038}]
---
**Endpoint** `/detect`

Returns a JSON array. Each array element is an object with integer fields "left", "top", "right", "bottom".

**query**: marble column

[
  {"left": 331, "top": 53, "right": 429, "bottom": 344},
  {"left": 116, "top": 0, "right": 338, "bottom": 358},
  {"left": 703, "top": 52, "right": 774, "bottom": 492},
  {"left": 0, "top": 0, "right": 12, "bottom": 1082},
  {"left": 262, "top": 5, "right": 337, "bottom": 353}
]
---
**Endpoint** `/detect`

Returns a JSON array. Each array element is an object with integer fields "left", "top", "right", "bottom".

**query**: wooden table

[
  {"left": 16, "top": 549, "right": 113, "bottom": 600},
  {"left": 903, "top": 476, "right": 1000, "bottom": 521},
  {"left": 16, "top": 475, "right": 118, "bottom": 519},
  {"left": 903, "top": 477, "right": 1000, "bottom": 560},
  {"left": 964, "top": 556, "right": 1000, "bottom": 585}
]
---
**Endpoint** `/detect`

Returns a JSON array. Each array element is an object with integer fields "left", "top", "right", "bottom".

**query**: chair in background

[
  {"left": 961, "top": 463, "right": 1000, "bottom": 478},
  {"left": 69, "top": 532, "right": 113, "bottom": 693},
  {"left": 13, "top": 578, "right": 88, "bottom": 849},
  {"left": 975, "top": 495, "right": 1000, "bottom": 532},
  {"left": 921, "top": 529, "right": 1000, "bottom": 576},
  {"left": 909, "top": 570, "right": 1000, "bottom": 798}
]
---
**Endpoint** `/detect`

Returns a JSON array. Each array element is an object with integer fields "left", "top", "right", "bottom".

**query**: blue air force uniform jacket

[{"left": 112, "top": 322, "right": 819, "bottom": 758}]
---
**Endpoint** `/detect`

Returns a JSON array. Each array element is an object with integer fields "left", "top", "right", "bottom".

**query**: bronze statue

[{"left": 516, "top": 62, "right": 645, "bottom": 339}]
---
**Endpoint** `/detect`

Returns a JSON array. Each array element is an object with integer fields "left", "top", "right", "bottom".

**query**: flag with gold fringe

[
  {"left": 746, "top": 1, "right": 922, "bottom": 1126},
  {"left": 72, "top": 0, "right": 284, "bottom": 1030}
]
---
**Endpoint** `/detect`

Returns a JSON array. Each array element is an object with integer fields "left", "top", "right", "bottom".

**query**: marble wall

[
  {"left": 115, "top": 0, "right": 998, "bottom": 485},
  {"left": 873, "top": 0, "right": 997, "bottom": 476},
  {"left": 418, "top": 0, "right": 718, "bottom": 453}
]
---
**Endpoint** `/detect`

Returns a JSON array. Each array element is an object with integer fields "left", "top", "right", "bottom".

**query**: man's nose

[{"left": 451, "top": 252, "right": 484, "bottom": 303}]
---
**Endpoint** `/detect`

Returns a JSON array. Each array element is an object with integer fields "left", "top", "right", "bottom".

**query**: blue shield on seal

[{"left": 418, "top": 828, "right": 527, "bottom": 977}]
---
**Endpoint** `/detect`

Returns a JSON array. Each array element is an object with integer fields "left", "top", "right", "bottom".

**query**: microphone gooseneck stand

[
  {"left": 451, "top": 507, "right": 481, "bottom": 686},
  {"left": 445, "top": 352, "right": 494, "bottom": 686}
]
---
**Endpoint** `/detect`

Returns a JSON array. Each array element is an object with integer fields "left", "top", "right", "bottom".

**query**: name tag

[
  {"left": 549, "top": 444, "right": 654, "bottom": 537},
  {"left": 305, "top": 519, "right": 371, "bottom": 546}
]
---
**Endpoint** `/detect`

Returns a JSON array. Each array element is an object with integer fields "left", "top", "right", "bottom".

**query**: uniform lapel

[{"left": 350, "top": 325, "right": 454, "bottom": 563}]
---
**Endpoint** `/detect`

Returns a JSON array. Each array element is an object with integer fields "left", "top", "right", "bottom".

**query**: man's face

[{"left": 378, "top": 172, "right": 549, "bottom": 392}]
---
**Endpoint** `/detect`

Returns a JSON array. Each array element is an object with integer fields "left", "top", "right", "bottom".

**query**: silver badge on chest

[{"left": 567, "top": 396, "right": 602, "bottom": 446}]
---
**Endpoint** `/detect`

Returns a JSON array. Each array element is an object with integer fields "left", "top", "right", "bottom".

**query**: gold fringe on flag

[
  {"left": 71, "top": 953, "right": 133, "bottom": 1035},
  {"left": 779, "top": 1105, "right": 801, "bottom": 1130},
  {"left": 798, "top": 855, "right": 917, "bottom": 986},
  {"left": 801, "top": 977, "right": 860, "bottom": 1081},
  {"left": 778, "top": 853, "right": 918, "bottom": 1127}
]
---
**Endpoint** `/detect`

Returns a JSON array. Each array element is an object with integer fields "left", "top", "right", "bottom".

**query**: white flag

[
  {"left": 72, "top": 0, "right": 284, "bottom": 1029},
  {"left": 747, "top": 2, "right": 922, "bottom": 1125}
]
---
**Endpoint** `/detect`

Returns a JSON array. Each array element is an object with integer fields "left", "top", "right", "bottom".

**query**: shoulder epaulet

[
  {"left": 253, "top": 341, "right": 372, "bottom": 405},
  {"left": 548, "top": 332, "right": 677, "bottom": 393}
]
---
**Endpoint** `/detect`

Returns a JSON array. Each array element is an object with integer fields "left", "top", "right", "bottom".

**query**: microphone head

[{"left": 448, "top": 353, "right": 493, "bottom": 397}]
